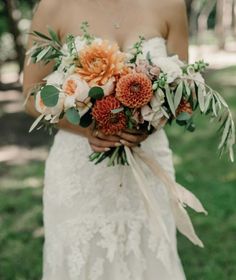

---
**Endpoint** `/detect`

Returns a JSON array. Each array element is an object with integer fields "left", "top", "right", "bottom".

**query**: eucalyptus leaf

[
  {"left": 89, "top": 87, "right": 104, "bottom": 100},
  {"left": 165, "top": 86, "right": 176, "bottom": 117},
  {"left": 176, "top": 112, "right": 191, "bottom": 121},
  {"left": 187, "top": 123, "right": 196, "bottom": 132},
  {"left": 174, "top": 82, "right": 183, "bottom": 109},
  {"left": 40, "top": 85, "right": 59, "bottom": 107},
  {"left": 66, "top": 107, "right": 81, "bottom": 125}
]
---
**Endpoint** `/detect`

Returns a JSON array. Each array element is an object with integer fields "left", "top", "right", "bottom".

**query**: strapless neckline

[{"left": 73, "top": 35, "right": 166, "bottom": 53}]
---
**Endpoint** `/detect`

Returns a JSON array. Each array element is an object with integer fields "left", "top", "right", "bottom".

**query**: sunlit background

[{"left": 0, "top": 0, "right": 236, "bottom": 279}]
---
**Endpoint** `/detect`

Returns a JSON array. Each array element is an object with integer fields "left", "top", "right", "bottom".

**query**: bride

[{"left": 23, "top": 0, "right": 189, "bottom": 279}]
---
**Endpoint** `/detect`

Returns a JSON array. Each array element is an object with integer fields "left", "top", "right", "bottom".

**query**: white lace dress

[{"left": 42, "top": 38, "right": 186, "bottom": 280}]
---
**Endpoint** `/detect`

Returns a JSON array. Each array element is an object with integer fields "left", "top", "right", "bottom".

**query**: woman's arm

[
  {"left": 23, "top": 0, "right": 125, "bottom": 152},
  {"left": 165, "top": 0, "right": 189, "bottom": 62}
]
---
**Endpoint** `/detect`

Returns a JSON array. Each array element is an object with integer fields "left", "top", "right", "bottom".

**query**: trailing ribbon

[{"left": 125, "top": 146, "right": 207, "bottom": 248}]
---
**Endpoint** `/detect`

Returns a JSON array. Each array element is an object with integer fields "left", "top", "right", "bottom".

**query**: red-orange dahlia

[
  {"left": 92, "top": 96, "right": 126, "bottom": 135},
  {"left": 115, "top": 73, "right": 153, "bottom": 108}
]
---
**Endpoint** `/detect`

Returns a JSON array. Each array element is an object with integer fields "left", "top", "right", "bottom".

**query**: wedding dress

[{"left": 42, "top": 37, "right": 187, "bottom": 280}]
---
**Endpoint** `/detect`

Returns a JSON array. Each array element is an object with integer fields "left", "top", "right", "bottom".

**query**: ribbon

[{"left": 125, "top": 146, "right": 207, "bottom": 248}]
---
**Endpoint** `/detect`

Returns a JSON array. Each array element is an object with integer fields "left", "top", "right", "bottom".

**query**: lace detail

[{"left": 42, "top": 37, "right": 186, "bottom": 280}]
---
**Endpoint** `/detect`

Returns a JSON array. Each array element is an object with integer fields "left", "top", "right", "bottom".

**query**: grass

[{"left": 0, "top": 66, "right": 236, "bottom": 279}]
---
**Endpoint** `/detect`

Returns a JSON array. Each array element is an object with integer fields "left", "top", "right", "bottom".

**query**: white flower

[
  {"left": 78, "top": 102, "right": 92, "bottom": 118},
  {"left": 35, "top": 91, "right": 65, "bottom": 120},
  {"left": 101, "top": 77, "right": 116, "bottom": 96},
  {"left": 141, "top": 94, "right": 165, "bottom": 129},
  {"left": 64, "top": 95, "right": 76, "bottom": 111},
  {"left": 44, "top": 71, "right": 65, "bottom": 86},
  {"left": 62, "top": 74, "right": 90, "bottom": 102},
  {"left": 154, "top": 55, "right": 184, "bottom": 83}
]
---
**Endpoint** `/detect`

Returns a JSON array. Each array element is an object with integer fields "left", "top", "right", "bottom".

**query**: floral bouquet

[
  {"left": 27, "top": 22, "right": 235, "bottom": 166},
  {"left": 25, "top": 22, "right": 235, "bottom": 247}
]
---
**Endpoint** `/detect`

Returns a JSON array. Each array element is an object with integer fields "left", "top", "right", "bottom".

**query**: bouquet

[
  {"left": 26, "top": 22, "right": 235, "bottom": 165},
  {"left": 25, "top": 22, "right": 235, "bottom": 247}
]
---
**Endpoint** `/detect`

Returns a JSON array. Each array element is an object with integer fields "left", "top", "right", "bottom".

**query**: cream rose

[
  {"left": 62, "top": 74, "right": 90, "bottom": 102},
  {"left": 154, "top": 55, "right": 184, "bottom": 83},
  {"left": 35, "top": 91, "right": 65, "bottom": 119}
]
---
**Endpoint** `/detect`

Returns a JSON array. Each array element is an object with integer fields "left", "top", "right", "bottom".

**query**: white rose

[
  {"left": 64, "top": 95, "right": 76, "bottom": 111},
  {"left": 141, "top": 95, "right": 164, "bottom": 129},
  {"left": 154, "top": 55, "right": 184, "bottom": 83},
  {"left": 62, "top": 74, "right": 90, "bottom": 102},
  {"left": 44, "top": 71, "right": 65, "bottom": 86}
]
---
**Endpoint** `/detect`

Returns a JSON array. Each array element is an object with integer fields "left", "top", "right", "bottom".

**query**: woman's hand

[
  {"left": 117, "top": 128, "right": 148, "bottom": 148},
  {"left": 86, "top": 126, "right": 122, "bottom": 152}
]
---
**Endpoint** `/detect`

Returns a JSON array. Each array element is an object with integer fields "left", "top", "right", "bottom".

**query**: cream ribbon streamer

[{"left": 125, "top": 146, "right": 208, "bottom": 248}]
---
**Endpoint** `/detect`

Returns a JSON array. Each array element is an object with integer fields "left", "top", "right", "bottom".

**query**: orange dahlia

[
  {"left": 92, "top": 96, "right": 126, "bottom": 135},
  {"left": 115, "top": 73, "right": 153, "bottom": 108},
  {"left": 76, "top": 40, "right": 126, "bottom": 86}
]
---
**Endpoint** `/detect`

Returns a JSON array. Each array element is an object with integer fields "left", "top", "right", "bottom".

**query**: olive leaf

[
  {"left": 197, "top": 84, "right": 205, "bottom": 112},
  {"left": 165, "top": 86, "right": 176, "bottom": 117},
  {"left": 48, "top": 27, "right": 61, "bottom": 46},
  {"left": 111, "top": 107, "right": 124, "bottom": 114},
  {"left": 36, "top": 46, "right": 51, "bottom": 62},
  {"left": 184, "top": 80, "right": 191, "bottom": 96},
  {"left": 174, "top": 81, "right": 183, "bottom": 110},
  {"left": 203, "top": 93, "right": 212, "bottom": 114},
  {"left": 161, "top": 107, "right": 170, "bottom": 119},
  {"left": 31, "top": 31, "right": 52, "bottom": 41},
  {"left": 212, "top": 97, "right": 217, "bottom": 117},
  {"left": 218, "top": 115, "right": 231, "bottom": 149}
]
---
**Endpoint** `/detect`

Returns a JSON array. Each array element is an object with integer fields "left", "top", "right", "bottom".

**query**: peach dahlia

[
  {"left": 115, "top": 73, "right": 153, "bottom": 108},
  {"left": 76, "top": 40, "right": 126, "bottom": 86}
]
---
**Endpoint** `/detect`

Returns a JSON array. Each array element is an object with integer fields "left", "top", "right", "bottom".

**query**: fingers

[
  {"left": 94, "top": 130, "right": 121, "bottom": 142},
  {"left": 90, "top": 144, "right": 111, "bottom": 153},
  {"left": 118, "top": 131, "right": 148, "bottom": 144},
  {"left": 88, "top": 132, "right": 122, "bottom": 152}
]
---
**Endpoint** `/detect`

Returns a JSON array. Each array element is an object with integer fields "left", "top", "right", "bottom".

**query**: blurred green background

[{"left": 0, "top": 0, "right": 236, "bottom": 279}]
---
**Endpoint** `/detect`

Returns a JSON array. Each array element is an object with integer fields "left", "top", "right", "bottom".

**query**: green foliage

[
  {"left": 88, "top": 86, "right": 104, "bottom": 100},
  {"left": 65, "top": 107, "right": 81, "bottom": 125},
  {"left": 40, "top": 85, "right": 59, "bottom": 107}
]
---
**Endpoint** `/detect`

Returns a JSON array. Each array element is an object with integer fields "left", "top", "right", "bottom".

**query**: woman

[{"left": 23, "top": 0, "right": 189, "bottom": 279}]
